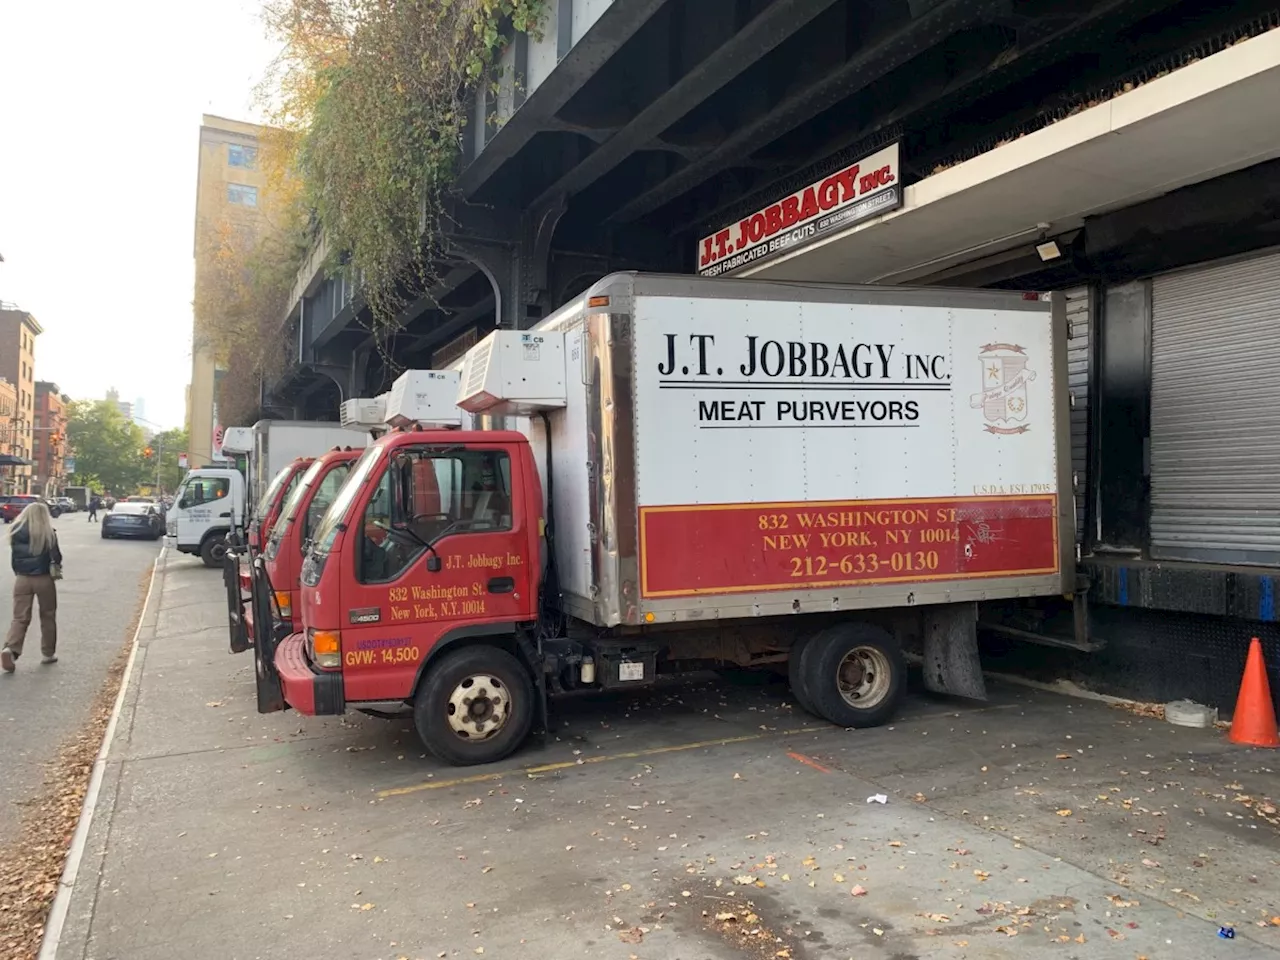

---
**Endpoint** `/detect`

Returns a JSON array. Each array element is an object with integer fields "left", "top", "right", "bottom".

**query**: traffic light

[{"left": 143, "top": 446, "right": 154, "bottom": 458}]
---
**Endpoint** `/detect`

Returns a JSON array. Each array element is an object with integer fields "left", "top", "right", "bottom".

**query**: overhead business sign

[{"left": 696, "top": 142, "right": 902, "bottom": 277}]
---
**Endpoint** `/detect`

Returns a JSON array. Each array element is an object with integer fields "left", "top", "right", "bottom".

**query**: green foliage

[
  {"left": 67, "top": 472, "right": 102, "bottom": 492},
  {"left": 65, "top": 401, "right": 151, "bottom": 495},
  {"left": 263, "top": 0, "right": 546, "bottom": 336}
]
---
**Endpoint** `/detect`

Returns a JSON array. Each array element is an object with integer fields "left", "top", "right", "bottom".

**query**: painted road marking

[
  {"left": 376, "top": 700, "right": 1026, "bottom": 799},
  {"left": 787, "top": 751, "right": 832, "bottom": 773},
  {"left": 378, "top": 725, "right": 825, "bottom": 798}
]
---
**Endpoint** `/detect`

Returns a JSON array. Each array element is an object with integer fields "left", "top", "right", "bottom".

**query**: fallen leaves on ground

[
  {"left": 850, "top": 885, "right": 867, "bottom": 897},
  {"left": 1110, "top": 700, "right": 1165, "bottom": 721},
  {"left": 0, "top": 567, "right": 149, "bottom": 960}
]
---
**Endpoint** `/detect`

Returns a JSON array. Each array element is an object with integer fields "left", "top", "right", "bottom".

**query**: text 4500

[{"left": 790, "top": 551, "right": 940, "bottom": 578}]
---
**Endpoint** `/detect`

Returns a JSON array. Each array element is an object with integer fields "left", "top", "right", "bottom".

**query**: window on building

[
  {"left": 227, "top": 183, "right": 258, "bottom": 207},
  {"left": 228, "top": 144, "right": 258, "bottom": 168}
]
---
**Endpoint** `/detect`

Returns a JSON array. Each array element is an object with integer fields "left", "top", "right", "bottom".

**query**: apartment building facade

[
  {"left": 189, "top": 114, "right": 270, "bottom": 466},
  {"left": 0, "top": 306, "right": 41, "bottom": 493},
  {"left": 33, "top": 380, "right": 68, "bottom": 496}
]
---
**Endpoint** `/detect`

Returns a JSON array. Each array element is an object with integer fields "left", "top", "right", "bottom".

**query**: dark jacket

[{"left": 11, "top": 527, "right": 62, "bottom": 577}]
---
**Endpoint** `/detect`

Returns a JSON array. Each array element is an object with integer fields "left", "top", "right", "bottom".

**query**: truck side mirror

[
  {"left": 426, "top": 555, "right": 442, "bottom": 573},
  {"left": 178, "top": 497, "right": 189, "bottom": 509}
]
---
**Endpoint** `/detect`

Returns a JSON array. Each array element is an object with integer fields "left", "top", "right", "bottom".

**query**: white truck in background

[{"left": 168, "top": 419, "right": 369, "bottom": 567}]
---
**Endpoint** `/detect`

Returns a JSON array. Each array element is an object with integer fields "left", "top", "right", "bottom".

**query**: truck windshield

[
  {"left": 268, "top": 458, "right": 355, "bottom": 556},
  {"left": 266, "top": 459, "right": 325, "bottom": 556},
  {"left": 256, "top": 464, "right": 296, "bottom": 518},
  {"left": 310, "top": 445, "right": 381, "bottom": 559}
]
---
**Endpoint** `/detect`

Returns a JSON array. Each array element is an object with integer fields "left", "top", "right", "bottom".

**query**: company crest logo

[{"left": 970, "top": 344, "right": 1036, "bottom": 435}]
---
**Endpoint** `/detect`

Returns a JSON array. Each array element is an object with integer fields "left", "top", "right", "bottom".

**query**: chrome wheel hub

[
  {"left": 836, "top": 646, "right": 891, "bottom": 709},
  {"left": 446, "top": 674, "right": 509, "bottom": 740}
]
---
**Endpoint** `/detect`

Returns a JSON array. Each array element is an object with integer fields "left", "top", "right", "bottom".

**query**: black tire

[
  {"left": 802, "top": 623, "right": 906, "bottom": 728},
  {"left": 413, "top": 645, "right": 534, "bottom": 766},
  {"left": 101, "top": 529, "right": 110, "bottom": 539},
  {"left": 200, "top": 535, "right": 228, "bottom": 568},
  {"left": 787, "top": 632, "right": 821, "bottom": 716}
]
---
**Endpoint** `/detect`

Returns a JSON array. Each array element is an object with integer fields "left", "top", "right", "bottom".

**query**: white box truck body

[{"left": 461, "top": 274, "right": 1070, "bottom": 632}]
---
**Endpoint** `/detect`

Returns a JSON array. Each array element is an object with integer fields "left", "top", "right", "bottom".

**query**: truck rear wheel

[
  {"left": 787, "top": 633, "right": 820, "bottom": 715},
  {"left": 413, "top": 646, "right": 534, "bottom": 766},
  {"left": 803, "top": 623, "right": 905, "bottom": 728}
]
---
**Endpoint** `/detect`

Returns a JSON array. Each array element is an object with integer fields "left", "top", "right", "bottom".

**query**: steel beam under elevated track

[
  {"left": 608, "top": 0, "right": 1007, "bottom": 224},
  {"left": 528, "top": 0, "right": 842, "bottom": 210},
  {"left": 668, "top": 0, "right": 1145, "bottom": 237},
  {"left": 453, "top": 0, "right": 670, "bottom": 198}
]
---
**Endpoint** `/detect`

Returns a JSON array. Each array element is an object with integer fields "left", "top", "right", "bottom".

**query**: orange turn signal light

[{"left": 310, "top": 629, "right": 341, "bottom": 656}]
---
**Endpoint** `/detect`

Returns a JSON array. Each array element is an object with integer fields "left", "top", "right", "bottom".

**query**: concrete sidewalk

[{"left": 52, "top": 548, "right": 1280, "bottom": 960}]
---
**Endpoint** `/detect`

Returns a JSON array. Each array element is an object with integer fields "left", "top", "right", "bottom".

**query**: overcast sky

[{"left": 0, "top": 0, "right": 279, "bottom": 430}]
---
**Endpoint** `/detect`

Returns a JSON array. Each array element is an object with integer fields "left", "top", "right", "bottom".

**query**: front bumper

[{"left": 274, "top": 633, "right": 344, "bottom": 716}]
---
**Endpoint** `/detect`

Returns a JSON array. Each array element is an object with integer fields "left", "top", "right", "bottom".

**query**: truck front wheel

[
  {"left": 803, "top": 623, "right": 905, "bottom": 728},
  {"left": 200, "top": 534, "right": 228, "bottom": 568},
  {"left": 413, "top": 646, "right": 534, "bottom": 766}
]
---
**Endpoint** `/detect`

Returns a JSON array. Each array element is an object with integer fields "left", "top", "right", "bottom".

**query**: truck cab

[
  {"left": 225, "top": 458, "right": 314, "bottom": 653},
  {"left": 260, "top": 448, "right": 362, "bottom": 636},
  {"left": 258, "top": 418, "right": 544, "bottom": 764},
  {"left": 167, "top": 467, "right": 246, "bottom": 567}
]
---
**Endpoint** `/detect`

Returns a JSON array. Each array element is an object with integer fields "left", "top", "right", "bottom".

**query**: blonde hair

[{"left": 11, "top": 501, "right": 54, "bottom": 555}]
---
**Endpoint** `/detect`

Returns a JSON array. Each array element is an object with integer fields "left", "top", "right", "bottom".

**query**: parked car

[
  {"left": 1, "top": 494, "right": 41, "bottom": 523},
  {"left": 102, "top": 502, "right": 165, "bottom": 540},
  {"left": 55, "top": 497, "right": 77, "bottom": 513},
  {"left": 45, "top": 498, "right": 64, "bottom": 518}
]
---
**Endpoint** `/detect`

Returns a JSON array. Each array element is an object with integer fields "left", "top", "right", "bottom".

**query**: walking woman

[{"left": 1, "top": 501, "right": 62, "bottom": 672}]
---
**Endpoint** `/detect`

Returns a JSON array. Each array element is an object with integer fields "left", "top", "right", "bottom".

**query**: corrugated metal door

[
  {"left": 1065, "top": 286, "right": 1091, "bottom": 547},
  {"left": 1150, "top": 250, "right": 1280, "bottom": 565}
]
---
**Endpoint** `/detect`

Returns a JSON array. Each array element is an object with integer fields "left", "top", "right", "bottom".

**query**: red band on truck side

[{"left": 639, "top": 494, "right": 1058, "bottom": 598}]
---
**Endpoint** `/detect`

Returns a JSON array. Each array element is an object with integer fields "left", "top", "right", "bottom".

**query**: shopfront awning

[
  {"left": 743, "top": 28, "right": 1280, "bottom": 285},
  {"left": 0, "top": 454, "right": 33, "bottom": 467}
]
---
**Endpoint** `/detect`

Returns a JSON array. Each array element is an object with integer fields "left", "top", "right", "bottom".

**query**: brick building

[
  {"left": 0, "top": 306, "right": 40, "bottom": 493},
  {"left": 0, "top": 377, "right": 19, "bottom": 495},
  {"left": 34, "top": 380, "right": 68, "bottom": 496}
]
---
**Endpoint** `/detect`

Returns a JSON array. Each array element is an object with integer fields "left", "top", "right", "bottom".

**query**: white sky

[{"left": 0, "top": 0, "right": 280, "bottom": 430}]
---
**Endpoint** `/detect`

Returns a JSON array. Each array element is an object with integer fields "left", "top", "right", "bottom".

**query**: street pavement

[
  {"left": 0, "top": 510, "right": 161, "bottom": 849},
  {"left": 54, "top": 550, "right": 1280, "bottom": 960}
]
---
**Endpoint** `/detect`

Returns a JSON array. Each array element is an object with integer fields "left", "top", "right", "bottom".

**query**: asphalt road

[{"left": 0, "top": 509, "right": 161, "bottom": 848}]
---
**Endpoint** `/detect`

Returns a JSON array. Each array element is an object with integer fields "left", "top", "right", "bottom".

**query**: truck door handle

[
  {"left": 219, "top": 511, "right": 231, "bottom": 518},
  {"left": 487, "top": 577, "right": 515, "bottom": 594}
]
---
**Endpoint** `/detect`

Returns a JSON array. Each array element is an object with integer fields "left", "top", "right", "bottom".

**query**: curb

[{"left": 37, "top": 543, "right": 166, "bottom": 960}]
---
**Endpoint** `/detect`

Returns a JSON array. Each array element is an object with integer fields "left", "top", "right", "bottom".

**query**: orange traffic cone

[{"left": 1228, "top": 637, "right": 1280, "bottom": 748}]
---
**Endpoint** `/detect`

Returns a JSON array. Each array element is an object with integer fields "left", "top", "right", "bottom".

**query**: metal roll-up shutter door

[
  {"left": 1065, "top": 286, "right": 1092, "bottom": 546},
  {"left": 1150, "top": 250, "right": 1280, "bottom": 565}
]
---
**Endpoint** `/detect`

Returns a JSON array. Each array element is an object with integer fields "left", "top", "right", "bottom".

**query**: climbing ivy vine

[{"left": 259, "top": 0, "right": 547, "bottom": 342}]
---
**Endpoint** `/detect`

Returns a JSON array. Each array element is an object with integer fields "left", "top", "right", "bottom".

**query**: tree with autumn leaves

[{"left": 204, "top": 0, "right": 546, "bottom": 426}]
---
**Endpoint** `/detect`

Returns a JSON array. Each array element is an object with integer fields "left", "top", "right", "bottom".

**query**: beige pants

[{"left": 6, "top": 574, "right": 57, "bottom": 658}]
